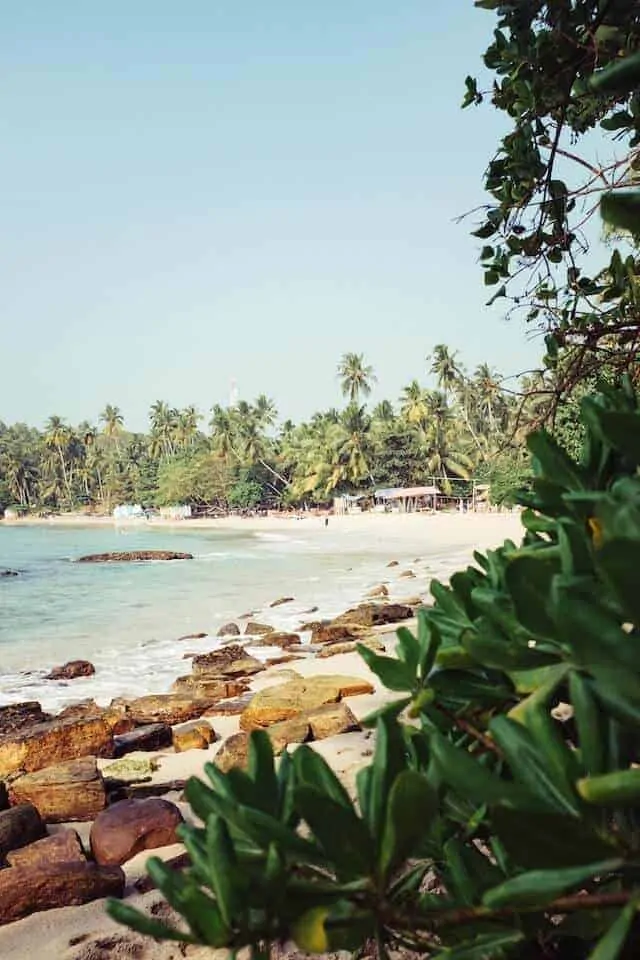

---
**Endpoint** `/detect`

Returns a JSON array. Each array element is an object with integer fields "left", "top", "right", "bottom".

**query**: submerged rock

[
  {"left": 77, "top": 550, "right": 193, "bottom": 563},
  {"left": 0, "top": 569, "right": 19, "bottom": 577},
  {"left": 217, "top": 621, "right": 241, "bottom": 637},
  {"left": 45, "top": 660, "right": 95, "bottom": 681},
  {"left": 270, "top": 596, "right": 295, "bottom": 608}
]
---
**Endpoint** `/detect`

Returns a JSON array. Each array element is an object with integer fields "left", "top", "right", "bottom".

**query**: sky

[{"left": 2, "top": 1, "right": 544, "bottom": 431}]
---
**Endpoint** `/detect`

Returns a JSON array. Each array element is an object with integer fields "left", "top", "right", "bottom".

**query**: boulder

[
  {"left": 56, "top": 700, "right": 136, "bottom": 735},
  {"left": 113, "top": 723, "right": 173, "bottom": 757},
  {"left": 90, "top": 797, "right": 184, "bottom": 866},
  {"left": 110, "top": 694, "right": 215, "bottom": 726},
  {"left": 103, "top": 756, "right": 158, "bottom": 784},
  {"left": 172, "top": 721, "right": 216, "bottom": 753},
  {"left": 109, "top": 779, "right": 186, "bottom": 802},
  {"left": 255, "top": 631, "right": 300, "bottom": 648},
  {"left": 399, "top": 570, "right": 416, "bottom": 579},
  {"left": 45, "top": 659, "right": 95, "bottom": 681},
  {"left": 0, "top": 861, "right": 125, "bottom": 925},
  {"left": 192, "top": 650, "right": 263, "bottom": 679},
  {"left": 77, "top": 550, "right": 193, "bottom": 563},
  {"left": 311, "top": 623, "right": 369, "bottom": 645},
  {"left": 171, "top": 675, "right": 249, "bottom": 700},
  {"left": 316, "top": 637, "right": 385, "bottom": 659},
  {"left": 0, "top": 701, "right": 51, "bottom": 737},
  {"left": 386, "top": 560, "right": 399, "bottom": 567},
  {"left": 0, "top": 714, "right": 113, "bottom": 779},
  {"left": 6, "top": 829, "right": 85, "bottom": 868},
  {"left": 218, "top": 622, "right": 240, "bottom": 637},
  {"left": 306, "top": 702, "right": 360, "bottom": 740},
  {"left": 244, "top": 622, "right": 274, "bottom": 636},
  {"left": 240, "top": 675, "right": 374, "bottom": 731},
  {"left": 266, "top": 654, "right": 305, "bottom": 666},
  {"left": 9, "top": 757, "right": 106, "bottom": 822},
  {"left": 365, "top": 584, "right": 389, "bottom": 599},
  {"left": 333, "top": 603, "right": 414, "bottom": 628},
  {"left": 299, "top": 619, "right": 330, "bottom": 633},
  {"left": 0, "top": 804, "right": 45, "bottom": 862},
  {"left": 203, "top": 694, "right": 253, "bottom": 717},
  {"left": 270, "top": 596, "right": 295, "bottom": 608}
]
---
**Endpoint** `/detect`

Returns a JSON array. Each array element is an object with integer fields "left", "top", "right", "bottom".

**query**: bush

[{"left": 108, "top": 376, "right": 640, "bottom": 958}]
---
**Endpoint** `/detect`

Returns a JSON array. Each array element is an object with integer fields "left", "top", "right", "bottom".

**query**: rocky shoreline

[{"left": 0, "top": 577, "right": 421, "bottom": 956}]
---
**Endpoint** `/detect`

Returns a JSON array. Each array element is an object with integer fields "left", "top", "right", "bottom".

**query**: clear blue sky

[{"left": 2, "top": 2, "right": 542, "bottom": 431}]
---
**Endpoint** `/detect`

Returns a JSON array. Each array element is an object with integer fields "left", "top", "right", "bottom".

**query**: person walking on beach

[{"left": 324, "top": 517, "right": 329, "bottom": 528}]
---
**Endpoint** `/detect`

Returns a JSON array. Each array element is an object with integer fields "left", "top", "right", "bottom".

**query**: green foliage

[
  {"left": 227, "top": 478, "right": 263, "bottom": 509},
  {"left": 111, "top": 380, "right": 640, "bottom": 958}
]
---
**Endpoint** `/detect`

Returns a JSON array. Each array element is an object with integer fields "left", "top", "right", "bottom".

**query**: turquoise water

[{"left": 0, "top": 523, "right": 402, "bottom": 711}]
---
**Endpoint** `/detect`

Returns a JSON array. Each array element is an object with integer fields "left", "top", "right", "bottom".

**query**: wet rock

[
  {"left": 299, "top": 606, "right": 319, "bottom": 615},
  {"left": 240, "top": 675, "right": 374, "bottom": 731},
  {"left": 6, "top": 828, "right": 85, "bottom": 868},
  {"left": 0, "top": 861, "right": 125, "bottom": 925},
  {"left": 266, "top": 654, "right": 305, "bottom": 666},
  {"left": 103, "top": 756, "right": 158, "bottom": 784},
  {"left": 0, "top": 803, "right": 46, "bottom": 862},
  {"left": 192, "top": 649, "right": 263, "bottom": 679},
  {"left": 218, "top": 621, "right": 240, "bottom": 637},
  {"left": 399, "top": 570, "right": 416, "bottom": 579},
  {"left": 1, "top": 569, "right": 19, "bottom": 577},
  {"left": 0, "top": 701, "right": 51, "bottom": 737},
  {"left": 171, "top": 675, "right": 249, "bottom": 700},
  {"left": 56, "top": 700, "right": 136, "bottom": 736},
  {"left": 254, "top": 631, "right": 300, "bottom": 648},
  {"left": 77, "top": 550, "right": 193, "bottom": 563},
  {"left": 203, "top": 694, "right": 253, "bottom": 717},
  {"left": 298, "top": 618, "right": 330, "bottom": 633},
  {"left": 45, "top": 659, "right": 96, "bottom": 681},
  {"left": 9, "top": 757, "right": 107, "bottom": 823},
  {"left": 113, "top": 723, "right": 173, "bottom": 757},
  {"left": 173, "top": 721, "right": 216, "bottom": 752},
  {"left": 386, "top": 560, "right": 399, "bottom": 567},
  {"left": 0, "top": 715, "right": 113, "bottom": 779},
  {"left": 270, "top": 596, "right": 295, "bottom": 608},
  {"left": 333, "top": 602, "right": 414, "bottom": 628},
  {"left": 90, "top": 797, "right": 184, "bottom": 866},
  {"left": 316, "top": 637, "right": 385, "bottom": 659},
  {"left": 110, "top": 694, "right": 216, "bottom": 726},
  {"left": 310, "top": 623, "right": 369, "bottom": 645},
  {"left": 244, "top": 622, "right": 274, "bottom": 636},
  {"left": 176, "top": 631, "right": 207, "bottom": 641},
  {"left": 365, "top": 584, "right": 389, "bottom": 599}
]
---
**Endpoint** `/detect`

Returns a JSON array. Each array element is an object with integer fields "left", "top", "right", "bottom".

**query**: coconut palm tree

[
  {"left": 337, "top": 353, "right": 377, "bottom": 405},
  {"left": 99, "top": 404, "right": 124, "bottom": 449},
  {"left": 400, "top": 380, "right": 430, "bottom": 425},
  {"left": 254, "top": 395, "right": 277, "bottom": 430},
  {"left": 372, "top": 400, "right": 395, "bottom": 424},
  {"left": 44, "top": 416, "right": 73, "bottom": 501},
  {"left": 429, "top": 344, "right": 461, "bottom": 402}
]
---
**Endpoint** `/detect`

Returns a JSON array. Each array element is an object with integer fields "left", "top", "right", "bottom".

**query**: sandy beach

[{"left": 0, "top": 511, "right": 523, "bottom": 959}]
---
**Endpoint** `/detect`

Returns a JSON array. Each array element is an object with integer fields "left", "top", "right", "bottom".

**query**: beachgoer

[{"left": 324, "top": 517, "right": 329, "bottom": 528}]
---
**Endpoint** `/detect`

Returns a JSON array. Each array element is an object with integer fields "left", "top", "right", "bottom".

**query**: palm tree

[
  {"left": 209, "top": 405, "right": 239, "bottom": 460},
  {"left": 99, "top": 404, "right": 124, "bottom": 449},
  {"left": 400, "top": 380, "right": 429, "bottom": 425},
  {"left": 474, "top": 363, "right": 501, "bottom": 434},
  {"left": 372, "top": 400, "right": 395, "bottom": 424},
  {"left": 337, "top": 353, "right": 377, "bottom": 405},
  {"left": 429, "top": 344, "right": 461, "bottom": 402},
  {"left": 254, "top": 395, "right": 277, "bottom": 430},
  {"left": 44, "top": 416, "right": 72, "bottom": 501}
]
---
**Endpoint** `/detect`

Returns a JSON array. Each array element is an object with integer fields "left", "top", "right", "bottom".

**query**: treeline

[{"left": 0, "top": 347, "right": 531, "bottom": 514}]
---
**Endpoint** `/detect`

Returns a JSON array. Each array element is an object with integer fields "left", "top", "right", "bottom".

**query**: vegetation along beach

[{"left": 4, "top": 2, "right": 640, "bottom": 960}]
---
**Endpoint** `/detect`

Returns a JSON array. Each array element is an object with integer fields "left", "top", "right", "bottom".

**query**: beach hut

[{"left": 374, "top": 486, "right": 439, "bottom": 513}]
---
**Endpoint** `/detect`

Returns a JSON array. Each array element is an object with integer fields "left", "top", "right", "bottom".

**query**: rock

[
  {"left": 403, "top": 596, "right": 425, "bottom": 606},
  {"left": 386, "top": 560, "right": 399, "bottom": 567},
  {"left": 240, "top": 675, "right": 374, "bottom": 731},
  {"left": 0, "top": 861, "right": 125, "bottom": 925},
  {"left": 0, "top": 804, "right": 45, "bottom": 862},
  {"left": 299, "top": 618, "right": 330, "bottom": 632},
  {"left": 270, "top": 596, "right": 295, "bottom": 608},
  {"left": 0, "top": 715, "right": 113, "bottom": 779},
  {"left": 111, "top": 694, "right": 216, "bottom": 726},
  {"left": 113, "top": 723, "right": 173, "bottom": 757},
  {"left": 109, "top": 779, "right": 186, "bottom": 802},
  {"left": 90, "top": 797, "right": 184, "bottom": 866},
  {"left": 203, "top": 694, "right": 253, "bottom": 717},
  {"left": 45, "top": 659, "right": 96, "bottom": 681},
  {"left": 9, "top": 757, "right": 106, "bottom": 822},
  {"left": 266, "top": 654, "right": 305, "bottom": 666},
  {"left": 55, "top": 700, "right": 135, "bottom": 735},
  {"left": 171, "top": 675, "right": 249, "bottom": 700},
  {"left": 399, "top": 570, "right": 416, "bottom": 579},
  {"left": 103, "top": 756, "right": 158, "bottom": 783},
  {"left": 244, "top": 622, "right": 274, "bottom": 636},
  {"left": 299, "top": 606, "right": 319, "bottom": 615},
  {"left": 6, "top": 829, "right": 85, "bottom": 868},
  {"left": 192, "top": 648, "right": 263, "bottom": 678},
  {"left": 365, "top": 584, "right": 389, "bottom": 599},
  {"left": 311, "top": 623, "right": 369, "bottom": 645},
  {"left": 172, "top": 721, "right": 216, "bottom": 752},
  {"left": 316, "top": 637, "right": 385, "bottom": 659},
  {"left": 218, "top": 621, "right": 240, "bottom": 637},
  {"left": 1, "top": 569, "right": 19, "bottom": 577},
  {"left": 176, "top": 631, "right": 207, "bottom": 641},
  {"left": 306, "top": 702, "right": 360, "bottom": 739},
  {"left": 77, "top": 550, "right": 193, "bottom": 563},
  {"left": 258, "top": 631, "right": 301, "bottom": 648},
  {"left": 333, "top": 603, "right": 414, "bottom": 628},
  {"left": 0, "top": 701, "right": 51, "bottom": 737}
]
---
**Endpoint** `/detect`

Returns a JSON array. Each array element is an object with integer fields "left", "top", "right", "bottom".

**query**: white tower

[{"left": 229, "top": 378, "right": 239, "bottom": 408}]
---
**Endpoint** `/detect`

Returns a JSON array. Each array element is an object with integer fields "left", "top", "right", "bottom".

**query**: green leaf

[
  {"left": 395, "top": 626, "right": 420, "bottom": 676},
  {"left": 294, "top": 785, "right": 374, "bottom": 879},
  {"left": 588, "top": 900, "right": 639, "bottom": 960},
  {"left": 570, "top": 672, "right": 608, "bottom": 776},
  {"left": 589, "top": 52, "right": 640, "bottom": 94},
  {"left": 490, "top": 807, "right": 619, "bottom": 869},
  {"left": 601, "top": 191, "right": 640, "bottom": 235},
  {"left": 578, "top": 768, "right": 640, "bottom": 807},
  {"left": 247, "top": 730, "right": 279, "bottom": 816},
  {"left": 364, "top": 714, "right": 408, "bottom": 838},
  {"left": 356, "top": 644, "right": 415, "bottom": 691},
  {"left": 597, "top": 538, "right": 640, "bottom": 624},
  {"left": 432, "top": 930, "right": 524, "bottom": 959},
  {"left": 482, "top": 859, "right": 621, "bottom": 909},
  {"left": 429, "top": 730, "right": 530, "bottom": 808},
  {"left": 293, "top": 744, "right": 353, "bottom": 810},
  {"left": 527, "top": 430, "right": 585, "bottom": 490},
  {"left": 204, "top": 816, "right": 240, "bottom": 927},
  {"left": 378, "top": 770, "right": 437, "bottom": 881}
]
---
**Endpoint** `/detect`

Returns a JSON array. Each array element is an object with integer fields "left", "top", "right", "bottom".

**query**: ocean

[{"left": 0, "top": 520, "right": 438, "bottom": 712}]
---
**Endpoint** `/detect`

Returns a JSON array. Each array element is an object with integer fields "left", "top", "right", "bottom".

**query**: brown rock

[
  {"left": 403, "top": 596, "right": 424, "bottom": 606},
  {"left": 56, "top": 700, "right": 136, "bottom": 736},
  {"left": 113, "top": 723, "right": 173, "bottom": 757},
  {"left": 203, "top": 694, "right": 253, "bottom": 717},
  {"left": 190, "top": 643, "right": 247, "bottom": 673},
  {"left": 172, "top": 674, "right": 249, "bottom": 698},
  {"left": 266, "top": 654, "right": 305, "bottom": 666},
  {"left": 386, "top": 560, "right": 399, "bottom": 567},
  {"left": 244, "top": 622, "right": 274, "bottom": 636},
  {"left": 0, "top": 715, "right": 113, "bottom": 779},
  {"left": 77, "top": 550, "right": 192, "bottom": 563},
  {"left": 365, "top": 584, "right": 389, "bottom": 599},
  {"left": 240, "top": 675, "right": 374, "bottom": 731},
  {"left": 311, "top": 623, "right": 369, "bottom": 645},
  {"left": 333, "top": 602, "right": 414, "bottom": 628},
  {"left": 194, "top": 655, "right": 264, "bottom": 679},
  {"left": 316, "top": 637, "right": 385, "bottom": 659},
  {"left": 0, "top": 782, "right": 7, "bottom": 810},
  {"left": 0, "top": 702, "right": 51, "bottom": 737},
  {"left": 172, "top": 721, "right": 216, "bottom": 753},
  {"left": 176, "top": 631, "right": 207, "bottom": 641},
  {"left": 111, "top": 694, "right": 215, "bottom": 726},
  {"left": 7, "top": 829, "right": 85, "bottom": 868},
  {"left": 0, "top": 804, "right": 45, "bottom": 861},
  {"left": 0, "top": 861, "right": 125, "bottom": 925},
  {"left": 90, "top": 797, "right": 184, "bottom": 866},
  {"left": 215, "top": 717, "right": 310, "bottom": 773},
  {"left": 262, "top": 631, "right": 301, "bottom": 648},
  {"left": 299, "top": 618, "right": 330, "bottom": 633},
  {"left": 218, "top": 621, "right": 240, "bottom": 637},
  {"left": 270, "top": 596, "right": 295, "bottom": 608},
  {"left": 9, "top": 757, "right": 106, "bottom": 823},
  {"left": 399, "top": 570, "right": 416, "bottom": 579},
  {"left": 134, "top": 851, "right": 190, "bottom": 893},
  {"left": 109, "top": 779, "right": 186, "bottom": 802},
  {"left": 45, "top": 660, "right": 95, "bottom": 681},
  {"left": 306, "top": 702, "right": 360, "bottom": 739}
]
